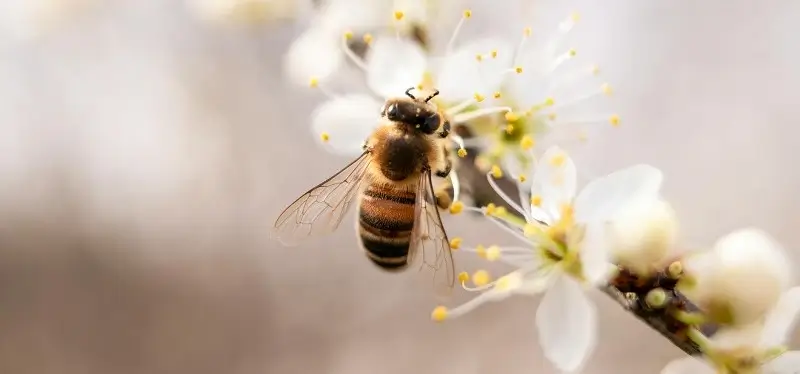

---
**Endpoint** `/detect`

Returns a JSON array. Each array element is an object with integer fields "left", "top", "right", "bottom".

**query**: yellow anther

[
  {"left": 544, "top": 97, "right": 555, "bottom": 106},
  {"left": 362, "top": 33, "right": 373, "bottom": 44},
  {"left": 486, "top": 246, "right": 501, "bottom": 261},
  {"left": 393, "top": 10, "right": 405, "bottom": 20},
  {"left": 505, "top": 124, "right": 514, "bottom": 134},
  {"left": 549, "top": 152, "right": 566, "bottom": 167},
  {"left": 571, "top": 12, "right": 581, "bottom": 22},
  {"left": 483, "top": 203, "right": 497, "bottom": 216},
  {"left": 568, "top": 48, "right": 577, "bottom": 57},
  {"left": 458, "top": 271, "right": 470, "bottom": 283},
  {"left": 514, "top": 66, "right": 523, "bottom": 74},
  {"left": 491, "top": 165, "right": 503, "bottom": 179},
  {"left": 457, "top": 148, "right": 467, "bottom": 158},
  {"left": 320, "top": 132, "right": 330, "bottom": 142},
  {"left": 493, "top": 91, "right": 502, "bottom": 99},
  {"left": 416, "top": 83, "right": 424, "bottom": 90},
  {"left": 601, "top": 83, "right": 613, "bottom": 96},
  {"left": 494, "top": 206, "right": 508, "bottom": 217},
  {"left": 449, "top": 200, "right": 464, "bottom": 214},
  {"left": 474, "top": 93, "right": 485, "bottom": 102},
  {"left": 524, "top": 222, "right": 543, "bottom": 237},
  {"left": 431, "top": 306, "right": 449, "bottom": 322},
  {"left": 463, "top": 9, "right": 472, "bottom": 18},
  {"left": 504, "top": 111, "right": 519, "bottom": 122},
  {"left": 519, "top": 135, "right": 536, "bottom": 151},
  {"left": 547, "top": 112, "right": 557, "bottom": 121},
  {"left": 309, "top": 77, "right": 319, "bottom": 88},
  {"left": 518, "top": 174, "right": 527, "bottom": 183},
  {"left": 475, "top": 244, "right": 487, "bottom": 258},
  {"left": 523, "top": 26, "right": 532, "bottom": 36},
  {"left": 449, "top": 237, "right": 463, "bottom": 250},
  {"left": 530, "top": 194, "right": 542, "bottom": 206},
  {"left": 609, "top": 114, "right": 620, "bottom": 127},
  {"left": 591, "top": 64, "right": 600, "bottom": 75},
  {"left": 343, "top": 31, "right": 353, "bottom": 40},
  {"left": 475, "top": 54, "right": 483, "bottom": 62},
  {"left": 491, "top": 50, "right": 498, "bottom": 58},
  {"left": 472, "top": 270, "right": 491, "bottom": 286}
]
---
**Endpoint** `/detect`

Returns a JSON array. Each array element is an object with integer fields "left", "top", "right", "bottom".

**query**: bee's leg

[
  {"left": 434, "top": 145, "right": 453, "bottom": 178},
  {"left": 434, "top": 181, "right": 453, "bottom": 210},
  {"left": 437, "top": 120, "right": 451, "bottom": 138}
]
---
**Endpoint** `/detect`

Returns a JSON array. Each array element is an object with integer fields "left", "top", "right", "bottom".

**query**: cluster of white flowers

[
  {"left": 284, "top": 2, "right": 615, "bottom": 172},
  {"left": 282, "top": 2, "right": 800, "bottom": 374}
]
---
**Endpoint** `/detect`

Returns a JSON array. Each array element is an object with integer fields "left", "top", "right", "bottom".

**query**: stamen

[
  {"left": 545, "top": 12, "right": 579, "bottom": 60},
  {"left": 445, "top": 98, "right": 476, "bottom": 116},
  {"left": 449, "top": 169, "right": 461, "bottom": 202},
  {"left": 320, "top": 132, "right": 330, "bottom": 142},
  {"left": 463, "top": 206, "right": 529, "bottom": 243},
  {"left": 550, "top": 85, "right": 609, "bottom": 110},
  {"left": 485, "top": 171, "right": 528, "bottom": 220},
  {"left": 449, "top": 200, "right": 464, "bottom": 215},
  {"left": 340, "top": 33, "right": 368, "bottom": 71},
  {"left": 445, "top": 9, "right": 472, "bottom": 55},
  {"left": 549, "top": 64, "right": 601, "bottom": 93},
  {"left": 308, "top": 76, "right": 339, "bottom": 99},
  {"left": 449, "top": 237, "right": 462, "bottom": 250},
  {"left": 512, "top": 26, "right": 532, "bottom": 68},
  {"left": 551, "top": 115, "right": 619, "bottom": 127},
  {"left": 549, "top": 48, "right": 577, "bottom": 73},
  {"left": 450, "top": 135, "right": 469, "bottom": 159},
  {"left": 452, "top": 106, "right": 512, "bottom": 123}
]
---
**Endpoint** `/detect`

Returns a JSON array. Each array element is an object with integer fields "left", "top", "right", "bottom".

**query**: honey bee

[{"left": 272, "top": 87, "right": 456, "bottom": 294}]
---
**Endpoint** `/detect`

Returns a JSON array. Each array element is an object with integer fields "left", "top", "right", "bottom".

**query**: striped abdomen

[{"left": 358, "top": 183, "right": 417, "bottom": 270}]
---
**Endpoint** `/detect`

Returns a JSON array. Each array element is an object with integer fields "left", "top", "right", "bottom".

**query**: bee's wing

[
  {"left": 272, "top": 152, "right": 372, "bottom": 246},
  {"left": 407, "top": 168, "right": 456, "bottom": 296}
]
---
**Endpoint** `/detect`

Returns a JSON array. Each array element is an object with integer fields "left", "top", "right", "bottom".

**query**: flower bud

[
  {"left": 682, "top": 228, "right": 791, "bottom": 327},
  {"left": 608, "top": 198, "right": 678, "bottom": 276}
]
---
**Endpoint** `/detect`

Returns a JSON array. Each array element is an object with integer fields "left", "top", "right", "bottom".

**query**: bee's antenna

[
  {"left": 424, "top": 89, "right": 440, "bottom": 103},
  {"left": 405, "top": 87, "right": 416, "bottom": 100}
]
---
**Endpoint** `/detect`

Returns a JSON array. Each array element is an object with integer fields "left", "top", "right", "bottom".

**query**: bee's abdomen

[{"left": 358, "top": 184, "right": 417, "bottom": 270}]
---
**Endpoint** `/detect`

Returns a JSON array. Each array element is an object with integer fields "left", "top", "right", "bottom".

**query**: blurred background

[{"left": 1, "top": 0, "right": 799, "bottom": 373}]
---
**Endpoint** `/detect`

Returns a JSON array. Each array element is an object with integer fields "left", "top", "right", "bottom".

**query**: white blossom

[
  {"left": 680, "top": 228, "right": 793, "bottom": 327},
  {"left": 663, "top": 286, "right": 800, "bottom": 374},
  {"left": 299, "top": 8, "right": 513, "bottom": 157},
  {"left": 607, "top": 198, "right": 679, "bottom": 276},
  {"left": 433, "top": 146, "right": 664, "bottom": 372}
]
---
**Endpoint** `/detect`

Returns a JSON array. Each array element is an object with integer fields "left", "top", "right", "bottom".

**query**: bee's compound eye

[
  {"left": 421, "top": 114, "right": 440, "bottom": 134},
  {"left": 386, "top": 104, "right": 399, "bottom": 119}
]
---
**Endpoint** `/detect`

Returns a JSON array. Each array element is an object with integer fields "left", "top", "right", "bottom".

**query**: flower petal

[
  {"left": 579, "top": 222, "right": 614, "bottom": 285},
  {"left": 530, "top": 146, "right": 577, "bottom": 220},
  {"left": 365, "top": 37, "right": 427, "bottom": 99},
  {"left": 284, "top": 26, "right": 343, "bottom": 87},
  {"left": 310, "top": 95, "right": 383, "bottom": 156},
  {"left": 573, "top": 164, "right": 663, "bottom": 223},
  {"left": 433, "top": 38, "right": 515, "bottom": 103},
  {"left": 535, "top": 275, "right": 597, "bottom": 372},
  {"left": 660, "top": 357, "right": 714, "bottom": 374},
  {"left": 764, "top": 351, "right": 800, "bottom": 374},
  {"left": 761, "top": 286, "right": 800, "bottom": 347}
]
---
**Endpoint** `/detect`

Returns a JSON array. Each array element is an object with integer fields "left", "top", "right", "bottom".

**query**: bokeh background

[{"left": 1, "top": 1, "right": 799, "bottom": 373}]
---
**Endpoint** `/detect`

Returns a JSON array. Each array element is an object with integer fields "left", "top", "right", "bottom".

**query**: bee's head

[{"left": 381, "top": 87, "right": 444, "bottom": 135}]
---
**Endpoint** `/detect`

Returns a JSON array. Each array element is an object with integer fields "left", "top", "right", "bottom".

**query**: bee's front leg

[
  {"left": 437, "top": 120, "right": 451, "bottom": 138},
  {"left": 434, "top": 146, "right": 452, "bottom": 178}
]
